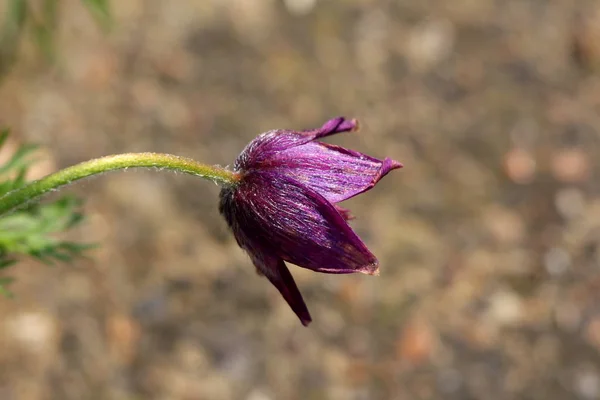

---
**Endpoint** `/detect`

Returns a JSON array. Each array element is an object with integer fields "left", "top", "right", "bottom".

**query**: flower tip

[
  {"left": 350, "top": 118, "right": 360, "bottom": 132},
  {"left": 390, "top": 159, "right": 404, "bottom": 169},
  {"left": 359, "top": 261, "right": 380, "bottom": 276},
  {"left": 301, "top": 316, "right": 312, "bottom": 327},
  {"left": 377, "top": 158, "right": 404, "bottom": 181},
  {"left": 316, "top": 117, "right": 358, "bottom": 138}
]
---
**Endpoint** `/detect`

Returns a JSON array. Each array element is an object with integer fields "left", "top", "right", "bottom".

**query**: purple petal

[
  {"left": 268, "top": 141, "right": 403, "bottom": 203},
  {"left": 234, "top": 129, "right": 307, "bottom": 171},
  {"left": 234, "top": 117, "right": 359, "bottom": 171},
  {"left": 302, "top": 117, "right": 358, "bottom": 139},
  {"left": 261, "top": 257, "right": 312, "bottom": 326},
  {"left": 223, "top": 171, "right": 379, "bottom": 276},
  {"left": 220, "top": 187, "right": 312, "bottom": 325}
]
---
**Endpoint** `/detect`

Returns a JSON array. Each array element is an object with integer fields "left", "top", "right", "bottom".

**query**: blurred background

[{"left": 1, "top": 0, "right": 600, "bottom": 399}]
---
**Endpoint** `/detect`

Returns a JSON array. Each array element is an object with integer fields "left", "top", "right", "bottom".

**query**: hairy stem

[{"left": 0, "top": 153, "right": 238, "bottom": 215}]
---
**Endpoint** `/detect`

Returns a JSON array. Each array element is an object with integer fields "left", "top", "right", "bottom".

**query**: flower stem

[{"left": 0, "top": 152, "right": 238, "bottom": 216}]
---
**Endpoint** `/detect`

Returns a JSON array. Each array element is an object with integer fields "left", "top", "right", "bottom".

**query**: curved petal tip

[
  {"left": 315, "top": 117, "right": 358, "bottom": 138},
  {"left": 387, "top": 158, "right": 404, "bottom": 170},
  {"left": 371, "top": 157, "right": 403, "bottom": 188}
]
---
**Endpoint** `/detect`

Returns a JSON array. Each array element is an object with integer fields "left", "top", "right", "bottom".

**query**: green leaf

[
  {"left": 11, "top": 166, "right": 28, "bottom": 189},
  {"left": 43, "top": 0, "right": 59, "bottom": 29},
  {"left": 30, "top": 0, "right": 60, "bottom": 61},
  {"left": 0, "top": 129, "right": 10, "bottom": 149},
  {"left": 0, "top": 259, "right": 17, "bottom": 269},
  {"left": 32, "top": 23, "right": 56, "bottom": 62},
  {"left": 0, "top": 143, "right": 38, "bottom": 175},
  {"left": 0, "top": 0, "right": 112, "bottom": 81},
  {"left": 2, "top": 0, "right": 28, "bottom": 34},
  {"left": 0, "top": 131, "right": 93, "bottom": 276},
  {"left": 0, "top": 277, "right": 15, "bottom": 298},
  {"left": 81, "top": 0, "right": 112, "bottom": 30},
  {"left": 0, "top": 0, "right": 28, "bottom": 79}
]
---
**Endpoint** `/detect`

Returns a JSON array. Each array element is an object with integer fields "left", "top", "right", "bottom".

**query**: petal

[
  {"left": 258, "top": 256, "right": 312, "bottom": 326},
  {"left": 234, "top": 129, "right": 308, "bottom": 171},
  {"left": 220, "top": 186, "right": 312, "bottom": 325},
  {"left": 234, "top": 117, "right": 359, "bottom": 171},
  {"left": 268, "top": 141, "right": 403, "bottom": 203},
  {"left": 228, "top": 171, "right": 379, "bottom": 275},
  {"left": 301, "top": 117, "right": 358, "bottom": 139}
]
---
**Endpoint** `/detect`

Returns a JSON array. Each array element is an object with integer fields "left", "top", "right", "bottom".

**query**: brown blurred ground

[{"left": 1, "top": 0, "right": 600, "bottom": 399}]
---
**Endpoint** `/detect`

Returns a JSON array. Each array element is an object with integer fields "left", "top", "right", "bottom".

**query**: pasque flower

[
  {"left": 219, "top": 117, "right": 402, "bottom": 326},
  {"left": 0, "top": 118, "right": 399, "bottom": 315}
]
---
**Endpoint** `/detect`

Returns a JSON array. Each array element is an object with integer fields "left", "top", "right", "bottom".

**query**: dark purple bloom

[{"left": 219, "top": 117, "right": 402, "bottom": 326}]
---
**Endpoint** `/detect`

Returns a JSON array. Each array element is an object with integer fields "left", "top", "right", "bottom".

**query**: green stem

[{"left": 0, "top": 152, "right": 238, "bottom": 216}]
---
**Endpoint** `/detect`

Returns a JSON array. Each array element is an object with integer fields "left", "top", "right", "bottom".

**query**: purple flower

[{"left": 219, "top": 117, "right": 402, "bottom": 326}]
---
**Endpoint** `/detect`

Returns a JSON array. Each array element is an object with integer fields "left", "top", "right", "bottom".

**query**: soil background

[{"left": 1, "top": 0, "right": 600, "bottom": 399}]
